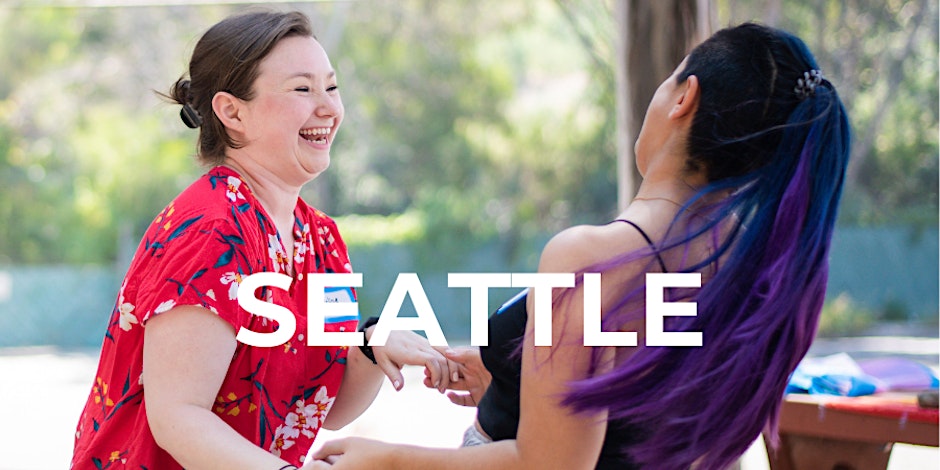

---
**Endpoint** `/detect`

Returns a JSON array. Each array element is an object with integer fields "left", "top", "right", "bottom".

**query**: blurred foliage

[
  {"left": 0, "top": 4, "right": 227, "bottom": 264},
  {"left": 333, "top": 212, "right": 425, "bottom": 247},
  {"left": 816, "top": 293, "right": 877, "bottom": 337},
  {"left": 0, "top": 0, "right": 935, "bottom": 266},
  {"left": 316, "top": 0, "right": 618, "bottom": 264},
  {"left": 718, "top": 0, "right": 939, "bottom": 228},
  {"left": 817, "top": 291, "right": 939, "bottom": 337}
]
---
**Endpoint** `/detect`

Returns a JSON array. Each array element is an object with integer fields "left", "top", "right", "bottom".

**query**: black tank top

[{"left": 477, "top": 220, "right": 663, "bottom": 469}]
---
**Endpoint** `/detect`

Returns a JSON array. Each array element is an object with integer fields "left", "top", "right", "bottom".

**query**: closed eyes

[{"left": 293, "top": 85, "right": 338, "bottom": 93}]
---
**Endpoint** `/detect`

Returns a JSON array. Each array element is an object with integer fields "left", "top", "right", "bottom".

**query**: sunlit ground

[{"left": 0, "top": 346, "right": 936, "bottom": 470}]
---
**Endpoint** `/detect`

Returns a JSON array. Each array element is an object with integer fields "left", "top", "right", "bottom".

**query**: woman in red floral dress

[{"left": 71, "top": 10, "right": 453, "bottom": 470}]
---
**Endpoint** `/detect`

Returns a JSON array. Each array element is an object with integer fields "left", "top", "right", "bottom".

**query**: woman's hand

[
  {"left": 370, "top": 329, "right": 458, "bottom": 393},
  {"left": 423, "top": 347, "right": 492, "bottom": 407},
  {"left": 300, "top": 459, "right": 332, "bottom": 469},
  {"left": 300, "top": 456, "right": 334, "bottom": 469},
  {"left": 323, "top": 329, "right": 460, "bottom": 430},
  {"left": 308, "top": 437, "right": 396, "bottom": 469}
]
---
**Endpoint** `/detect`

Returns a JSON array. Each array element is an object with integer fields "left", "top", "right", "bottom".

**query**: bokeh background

[{"left": 0, "top": 0, "right": 936, "bottom": 468}]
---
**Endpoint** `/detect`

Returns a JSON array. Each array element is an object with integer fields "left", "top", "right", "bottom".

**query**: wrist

[
  {"left": 363, "top": 324, "right": 376, "bottom": 343},
  {"left": 358, "top": 316, "right": 380, "bottom": 364}
]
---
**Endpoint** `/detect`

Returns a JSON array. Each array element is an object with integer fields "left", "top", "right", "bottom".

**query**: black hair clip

[{"left": 180, "top": 103, "right": 203, "bottom": 129}]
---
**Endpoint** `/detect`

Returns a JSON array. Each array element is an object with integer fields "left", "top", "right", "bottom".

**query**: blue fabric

[{"left": 787, "top": 353, "right": 938, "bottom": 396}]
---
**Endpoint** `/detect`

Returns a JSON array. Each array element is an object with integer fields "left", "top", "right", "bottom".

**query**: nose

[{"left": 315, "top": 93, "right": 343, "bottom": 119}]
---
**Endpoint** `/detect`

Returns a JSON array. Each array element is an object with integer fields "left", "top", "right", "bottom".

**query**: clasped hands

[{"left": 304, "top": 345, "right": 491, "bottom": 469}]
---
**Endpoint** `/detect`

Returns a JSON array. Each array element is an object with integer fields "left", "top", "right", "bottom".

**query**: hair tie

[
  {"left": 180, "top": 103, "right": 203, "bottom": 129},
  {"left": 794, "top": 69, "right": 823, "bottom": 100}
]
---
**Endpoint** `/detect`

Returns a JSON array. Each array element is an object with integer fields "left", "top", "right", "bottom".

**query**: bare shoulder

[{"left": 538, "top": 222, "right": 650, "bottom": 274}]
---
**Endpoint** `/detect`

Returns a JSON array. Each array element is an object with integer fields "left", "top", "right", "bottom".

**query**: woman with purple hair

[{"left": 311, "top": 22, "right": 850, "bottom": 470}]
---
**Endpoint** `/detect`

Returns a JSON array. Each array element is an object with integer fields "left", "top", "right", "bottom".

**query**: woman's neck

[
  {"left": 633, "top": 175, "right": 701, "bottom": 206},
  {"left": 618, "top": 167, "right": 707, "bottom": 225},
  {"left": 223, "top": 158, "right": 300, "bottom": 241}
]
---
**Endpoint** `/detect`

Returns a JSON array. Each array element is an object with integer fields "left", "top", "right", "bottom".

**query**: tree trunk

[{"left": 615, "top": 0, "right": 711, "bottom": 211}]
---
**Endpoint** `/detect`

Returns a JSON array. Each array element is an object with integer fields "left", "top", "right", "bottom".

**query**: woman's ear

[
  {"left": 211, "top": 91, "right": 245, "bottom": 133},
  {"left": 669, "top": 75, "right": 700, "bottom": 120}
]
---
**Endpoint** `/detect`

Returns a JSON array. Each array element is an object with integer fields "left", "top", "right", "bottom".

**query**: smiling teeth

[{"left": 300, "top": 128, "right": 331, "bottom": 136}]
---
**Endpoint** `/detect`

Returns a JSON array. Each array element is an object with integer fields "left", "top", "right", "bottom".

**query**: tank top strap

[{"left": 611, "top": 219, "right": 668, "bottom": 273}]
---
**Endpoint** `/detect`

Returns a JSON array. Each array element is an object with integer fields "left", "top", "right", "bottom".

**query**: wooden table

[{"left": 764, "top": 393, "right": 939, "bottom": 470}]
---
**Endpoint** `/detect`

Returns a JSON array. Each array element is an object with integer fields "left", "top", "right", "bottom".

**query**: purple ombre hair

[{"left": 560, "top": 24, "right": 851, "bottom": 469}]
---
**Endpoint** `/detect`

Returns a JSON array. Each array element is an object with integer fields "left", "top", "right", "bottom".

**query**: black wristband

[{"left": 358, "top": 316, "right": 380, "bottom": 364}]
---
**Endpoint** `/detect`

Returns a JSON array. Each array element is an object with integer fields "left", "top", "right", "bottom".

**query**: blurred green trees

[{"left": 0, "top": 0, "right": 935, "bottom": 265}]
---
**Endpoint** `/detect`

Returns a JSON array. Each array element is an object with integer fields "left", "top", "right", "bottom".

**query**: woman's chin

[{"left": 300, "top": 155, "right": 331, "bottom": 180}]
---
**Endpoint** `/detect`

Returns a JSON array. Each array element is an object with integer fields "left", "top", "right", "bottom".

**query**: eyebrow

[{"left": 287, "top": 71, "right": 336, "bottom": 80}]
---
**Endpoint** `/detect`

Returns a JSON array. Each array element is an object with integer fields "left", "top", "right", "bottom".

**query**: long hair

[{"left": 561, "top": 23, "right": 851, "bottom": 470}]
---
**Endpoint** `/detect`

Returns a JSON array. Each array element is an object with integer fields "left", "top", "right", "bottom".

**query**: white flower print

[
  {"left": 220, "top": 272, "right": 243, "bottom": 300},
  {"left": 268, "top": 234, "right": 290, "bottom": 273},
  {"left": 154, "top": 299, "right": 176, "bottom": 315},
  {"left": 269, "top": 424, "right": 299, "bottom": 457},
  {"left": 310, "top": 386, "right": 335, "bottom": 427},
  {"left": 225, "top": 176, "right": 246, "bottom": 203},
  {"left": 294, "top": 223, "right": 311, "bottom": 263},
  {"left": 285, "top": 405, "right": 314, "bottom": 439},
  {"left": 318, "top": 226, "right": 340, "bottom": 258},
  {"left": 284, "top": 389, "right": 333, "bottom": 440},
  {"left": 317, "top": 226, "right": 335, "bottom": 246},
  {"left": 117, "top": 295, "right": 138, "bottom": 331}
]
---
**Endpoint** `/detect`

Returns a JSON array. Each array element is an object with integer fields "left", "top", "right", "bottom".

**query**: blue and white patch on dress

[{"left": 322, "top": 286, "right": 359, "bottom": 323}]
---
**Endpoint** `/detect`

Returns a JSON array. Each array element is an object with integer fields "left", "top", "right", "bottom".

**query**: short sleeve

[{"left": 132, "top": 215, "right": 262, "bottom": 332}]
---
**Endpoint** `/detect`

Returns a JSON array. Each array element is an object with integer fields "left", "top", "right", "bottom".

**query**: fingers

[
  {"left": 437, "top": 346, "right": 476, "bottom": 385},
  {"left": 378, "top": 331, "right": 455, "bottom": 392},
  {"left": 375, "top": 357, "right": 404, "bottom": 391},
  {"left": 446, "top": 391, "right": 477, "bottom": 407},
  {"left": 413, "top": 343, "right": 449, "bottom": 393},
  {"left": 377, "top": 351, "right": 451, "bottom": 393},
  {"left": 422, "top": 357, "right": 457, "bottom": 392},
  {"left": 312, "top": 439, "right": 347, "bottom": 461},
  {"left": 375, "top": 331, "right": 471, "bottom": 394},
  {"left": 443, "top": 346, "right": 480, "bottom": 363},
  {"left": 301, "top": 460, "right": 332, "bottom": 469},
  {"left": 446, "top": 356, "right": 461, "bottom": 383},
  {"left": 423, "top": 347, "right": 485, "bottom": 393},
  {"left": 425, "top": 351, "right": 449, "bottom": 393}
]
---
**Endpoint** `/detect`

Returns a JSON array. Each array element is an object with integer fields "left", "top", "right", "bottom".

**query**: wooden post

[{"left": 615, "top": 0, "right": 711, "bottom": 211}]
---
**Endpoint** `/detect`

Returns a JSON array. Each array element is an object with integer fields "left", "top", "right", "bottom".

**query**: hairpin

[
  {"left": 794, "top": 70, "right": 824, "bottom": 100},
  {"left": 180, "top": 103, "right": 203, "bottom": 129}
]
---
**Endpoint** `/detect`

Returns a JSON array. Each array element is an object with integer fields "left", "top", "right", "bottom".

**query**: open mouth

[{"left": 300, "top": 127, "right": 331, "bottom": 145}]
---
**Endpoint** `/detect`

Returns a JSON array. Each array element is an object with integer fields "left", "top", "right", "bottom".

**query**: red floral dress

[{"left": 71, "top": 166, "right": 357, "bottom": 469}]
